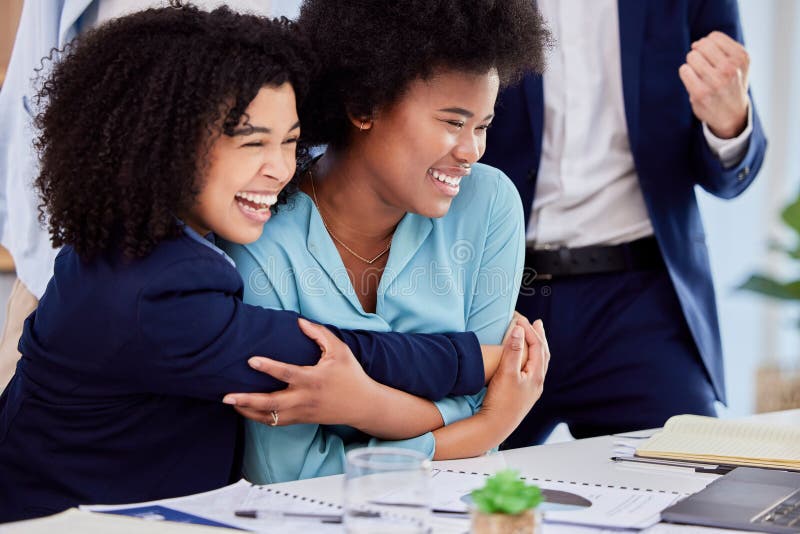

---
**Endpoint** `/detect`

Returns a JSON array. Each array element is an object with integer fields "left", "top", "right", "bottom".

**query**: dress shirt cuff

[
  {"left": 447, "top": 332, "right": 485, "bottom": 396},
  {"left": 703, "top": 99, "right": 753, "bottom": 169},
  {"left": 434, "top": 389, "right": 486, "bottom": 426}
]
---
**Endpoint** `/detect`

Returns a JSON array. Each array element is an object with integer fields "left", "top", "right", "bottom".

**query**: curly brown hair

[
  {"left": 34, "top": 1, "right": 312, "bottom": 260},
  {"left": 296, "top": 0, "right": 551, "bottom": 149}
]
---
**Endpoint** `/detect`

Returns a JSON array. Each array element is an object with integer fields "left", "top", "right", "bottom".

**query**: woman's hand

[
  {"left": 430, "top": 314, "right": 550, "bottom": 459},
  {"left": 480, "top": 315, "right": 549, "bottom": 437},
  {"left": 223, "top": 318, "right": 377, "bottom": 428},
  {"left": 480, "top": 312, "right": 543, "bottom": 383}
]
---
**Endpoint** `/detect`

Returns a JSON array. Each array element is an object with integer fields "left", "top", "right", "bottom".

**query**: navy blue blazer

[
  {"left": 481, "top": 0, "right": 767, "bottom": 403},
  {"left": 0, "top": 233, "right": 483, "bottom": 522}
]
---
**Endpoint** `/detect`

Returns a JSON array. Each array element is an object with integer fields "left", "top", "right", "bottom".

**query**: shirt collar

[{"left": 178, "top": 220, "right": 236, "bottom": 268}]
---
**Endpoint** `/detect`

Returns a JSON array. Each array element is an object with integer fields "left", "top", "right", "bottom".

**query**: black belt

[{"left": 524, "top": 236, "right": 664, "bottom": 281}]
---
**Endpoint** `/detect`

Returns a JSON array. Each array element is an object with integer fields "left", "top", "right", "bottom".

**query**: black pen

[
  {"left": 368, "top": 500, "right": 470, "bottom": 517},
  {"left": 234, "top": 509, "right": 349, "bottom": 523},
  {"left": 610, "top": 456, "right": 734, "bottom": 474},
  {"left": 433, "top": 508, "right": 470, "bottom": 517}
]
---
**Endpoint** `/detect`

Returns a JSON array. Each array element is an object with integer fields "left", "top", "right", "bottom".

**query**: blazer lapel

[{"left": 617, "top": 0, "right": 647, "bottom": 154}]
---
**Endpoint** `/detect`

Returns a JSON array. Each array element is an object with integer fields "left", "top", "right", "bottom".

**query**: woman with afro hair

[
  {"left": 0, "top": 2, "right": 528, "bottom": 521},
  {"left": 223, "top": 0, "right": 553, "bottom": 484}
]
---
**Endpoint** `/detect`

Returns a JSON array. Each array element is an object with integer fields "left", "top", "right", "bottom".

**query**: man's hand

[
  {"left": 679, "top": 31, "right": 749, "bottom": 139},
  {"left": 222, "top": 318, "right": 376, "bottom": 427}
]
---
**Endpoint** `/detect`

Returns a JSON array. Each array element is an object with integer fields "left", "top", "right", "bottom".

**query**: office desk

[
  {"left": 267, "top": 409, "right": 799, "bottom": 532},
  {"left": 3, "top": 410, "right": 797, "bottom": 533},
  {"left": 269, "top": 434, "right": 716, "bottom": 501}
]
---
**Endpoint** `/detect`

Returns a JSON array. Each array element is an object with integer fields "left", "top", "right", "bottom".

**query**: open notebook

[{"left": 636, "top": 414, "right": 800, "bottom": 471}]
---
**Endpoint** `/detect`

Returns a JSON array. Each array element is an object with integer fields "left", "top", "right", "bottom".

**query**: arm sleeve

[
  {"left": 702, "top": 99, "right": 752, "bottom": 168},
  {"left": 688, "top": 0, "right": 767, "bottom": 199},
  {"left": 135, "top": 255, "right": 482, "bottom": 401},
  {"left": 135, "top": 256, "right": 324, "bottom": 399},
  {"left": 234, "top": 245, "right": 485, "bottom": 398},
  {"left": 432, "top": 171, "right": 526, "bottom": 427}
]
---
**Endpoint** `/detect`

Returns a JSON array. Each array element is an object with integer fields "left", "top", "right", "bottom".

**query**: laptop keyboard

[{"left": 757, "top": 489, "right": 800, "bottom": 528}]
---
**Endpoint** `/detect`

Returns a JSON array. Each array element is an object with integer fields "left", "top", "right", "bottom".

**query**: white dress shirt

[
  {"left": 530, "top": 0, "right": 752, "bottom": 248},
  {"left": 83, "top": 0, "right": 270, "bottom": 27}
]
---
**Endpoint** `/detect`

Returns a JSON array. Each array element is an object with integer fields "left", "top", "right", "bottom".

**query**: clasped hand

[
  {"left": 479, "top": 312, "right": 550, "bottom": 435},
  {"left": 679, "top": 30, "right": 750, "bottom": 139}
]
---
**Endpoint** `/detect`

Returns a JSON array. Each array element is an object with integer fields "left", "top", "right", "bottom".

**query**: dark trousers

[{"left": 503, "top": 267, "right": 718, "bottom": 449}]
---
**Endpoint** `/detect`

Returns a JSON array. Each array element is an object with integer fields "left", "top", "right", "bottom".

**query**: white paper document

[
  {"left": 37, "top": 469, "right": 687, "bottom": 533},
  {"left": 83, "top": 479, "right": 343, "bottom": 533},
  {"left": 426, "top": 470, "right": 681, "bottom": 530}
]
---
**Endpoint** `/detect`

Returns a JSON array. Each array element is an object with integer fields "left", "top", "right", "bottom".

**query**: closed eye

[
  {"left": 440, "top": 119, "right": 465, "bottom": 129},
  {"left": 242, "top": 141, "right": 263, "bottom": 148}
]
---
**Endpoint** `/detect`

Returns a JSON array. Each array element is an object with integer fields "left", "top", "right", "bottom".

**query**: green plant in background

[
  {"left": 471, "top": 469, "right": 543, "bottom": 515},
  {"left": 739, "top": 192, "right": 800, "bottom": 308}
]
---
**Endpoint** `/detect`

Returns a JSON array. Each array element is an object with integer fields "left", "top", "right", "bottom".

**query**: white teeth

[
  {"left": 235, "top": 192, "right": 278, "bottom": 207},
  {"left": 429, "top": 169, "right": 462, "bottom": 187},
  {"left": 237, "top": 200, "right": 269, "bottom": 213}
]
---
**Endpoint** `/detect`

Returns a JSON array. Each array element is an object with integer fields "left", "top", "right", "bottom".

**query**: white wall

[{"left": 700, "top": 0, "right": 800, "bottom": 417}]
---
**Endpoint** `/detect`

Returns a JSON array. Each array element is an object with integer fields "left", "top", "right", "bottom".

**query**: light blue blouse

[{"left": 223, "top": 162, "right": 525, "bottom": 484}]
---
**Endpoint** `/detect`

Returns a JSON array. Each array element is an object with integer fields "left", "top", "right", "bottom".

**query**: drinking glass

[{"left": 343, "top": 447, "right": 432, "bottom": 533}]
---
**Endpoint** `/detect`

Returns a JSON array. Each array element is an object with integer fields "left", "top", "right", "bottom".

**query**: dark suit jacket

[
  {"left": 482, "top": 0, "right": 767, "bottom": 403},
  {"left": 0, "top": 233, "right": 483, "bottom": 521}
]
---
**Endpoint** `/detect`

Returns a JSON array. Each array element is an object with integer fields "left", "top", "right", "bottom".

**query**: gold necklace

[{"left": 309, "top": 170, "right": 392, "bottom": 265}]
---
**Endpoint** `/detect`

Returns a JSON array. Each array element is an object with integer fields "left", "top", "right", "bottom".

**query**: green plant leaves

[
  {"left": 740, "top": 191, "right": 800, "bottom": 308},
  {"left": 781, "top": 194, "right": 800, "bottom": 235},
  {"left": 767, "top": 240, "right": 800, "bottom": 260},
  {"left": 739, "top": 275, "right": 800, "bottom": 301},
  {"left": 470, "top": 469, "right": 543, "bottom": 515}
]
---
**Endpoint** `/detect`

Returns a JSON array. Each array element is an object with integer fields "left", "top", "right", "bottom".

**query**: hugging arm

[{"left": 135, "top": 256, "right": 486, "bottom": 401}]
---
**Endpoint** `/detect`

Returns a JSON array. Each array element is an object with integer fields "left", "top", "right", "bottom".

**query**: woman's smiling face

[
  {"left": 356, "top": 68, "right": 499, "bottom": 219},
  {"left": 184, "top": 82, "right": 300, "bottom": 244}
]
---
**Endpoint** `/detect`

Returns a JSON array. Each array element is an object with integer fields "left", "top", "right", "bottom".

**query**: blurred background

[{"left": 0, "top": 0, "right": 798, "bottom": 422}]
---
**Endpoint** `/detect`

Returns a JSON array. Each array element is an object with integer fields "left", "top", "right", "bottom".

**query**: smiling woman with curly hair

[
  {"left": 33, "top": 2, "right": 312, "bottom": 260},
  {"left": 222, "top": 0, "right": 553, "bottom": 486},
  {"left": 0, "top": 2, "right": 508, "bottom": 522}
]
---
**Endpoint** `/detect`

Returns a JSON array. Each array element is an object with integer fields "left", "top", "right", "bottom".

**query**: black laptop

[{"left": 661, "top": 467, "right": 800, "bottom": 533}]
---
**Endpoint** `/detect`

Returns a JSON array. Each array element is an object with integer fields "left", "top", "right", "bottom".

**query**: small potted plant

[{"left": 470, "top": 469, "right": 544, "bottom": 534}]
